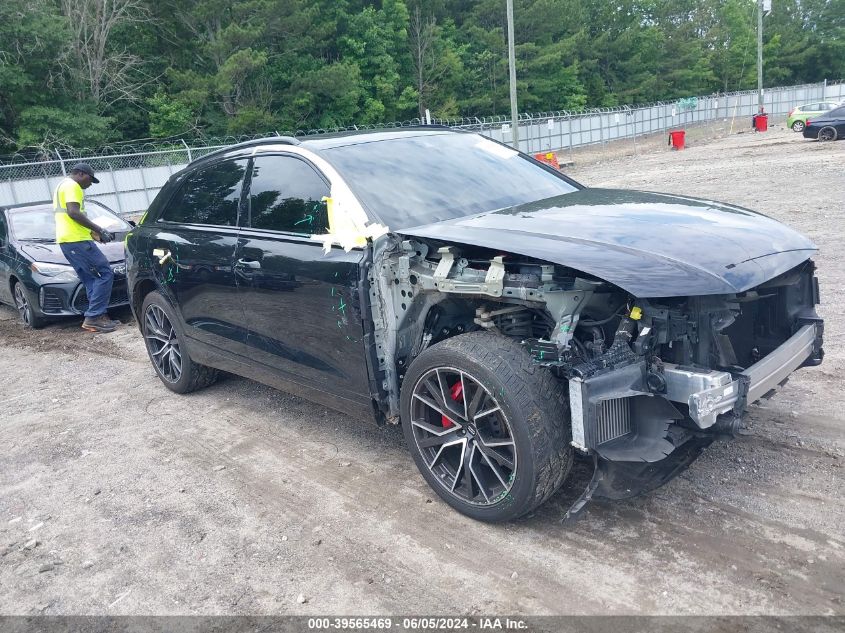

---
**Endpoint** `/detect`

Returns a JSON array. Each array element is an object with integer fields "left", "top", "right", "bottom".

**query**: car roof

[
  {"left": 3, "top": 202, "right": 54, "bottom": 214},
  {"left": 2, "top": 199, "right": 112, "bottom": 214},
  {"left": 299, "top": 128, "right": 455, "bottom": 150},
  {"left": 188, "top": 126, "right": 461, "bottom": 168}
]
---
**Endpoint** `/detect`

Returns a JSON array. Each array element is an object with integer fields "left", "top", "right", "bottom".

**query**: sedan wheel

[
  {"left": 401, "top": 332, "right": 573, "bottom": 522},
  {"left": 13, "top": 282, "right": 45, "bottom": 329},
  {"left": 791, "top": 120, "right": 805, "bottom": 132},
  {"left": 818, "top": 126, "right": 838, "bottom": 142},
  {"left": 141, "top": 290, "right": 218, "bottom": 394}
]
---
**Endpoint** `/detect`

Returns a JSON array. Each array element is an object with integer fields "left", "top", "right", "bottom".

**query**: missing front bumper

[
  {"left": 662, "top": 321, "right": 823, "bottom": 428},
  {"left": 563, "top": 320, "right": 824, "bottom": 520}
]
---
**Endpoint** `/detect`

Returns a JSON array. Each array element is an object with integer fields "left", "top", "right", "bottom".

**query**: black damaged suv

[{"left": 127, "top": 130, "right": 823, "bottom": 522}]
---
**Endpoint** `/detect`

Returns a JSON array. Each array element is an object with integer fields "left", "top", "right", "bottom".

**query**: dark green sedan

[{"left": 0, "top": 200, "right": 132, "bottom": 328}]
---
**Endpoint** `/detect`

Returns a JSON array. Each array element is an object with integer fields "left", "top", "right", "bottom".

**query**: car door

[
  {"left": 234, "top": 152, "right": 372, "bottom": 408},
  {"left": 149, "top": 158, "right": 252, "bottom": 357}
]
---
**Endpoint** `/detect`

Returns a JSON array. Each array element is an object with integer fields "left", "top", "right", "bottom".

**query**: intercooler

[{"left": 595, "top": 398, "right": 632, "bottom": 445}]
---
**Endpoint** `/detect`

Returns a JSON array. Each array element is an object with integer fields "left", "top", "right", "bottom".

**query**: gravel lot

[{"left": 1, "top": 124, "right": 843, "bottom": 616}]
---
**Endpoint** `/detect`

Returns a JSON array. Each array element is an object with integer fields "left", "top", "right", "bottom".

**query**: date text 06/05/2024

[{"left": 307, "top": 617, "right": 529, "bottom": 630}]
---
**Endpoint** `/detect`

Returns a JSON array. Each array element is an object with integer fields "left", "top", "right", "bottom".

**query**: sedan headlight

[{"left": 30, "top": 262, "right": 79, "bottom": 283}]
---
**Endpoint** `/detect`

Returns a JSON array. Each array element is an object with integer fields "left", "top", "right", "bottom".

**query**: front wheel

[
  {"left": 818, "top": 126, "right": 838, "bottom": 141},
  {"left": 400, "top": 332, "right": 573, "bottom": 522},
  {"left": 791, "top": 120, "right": 805, "bottom": 132},
  {"left": 12, "top": 281, "right": 46, "bottom": 329},
  {"left": 141, "top": 290, "right": 218, "bottom": 394}
]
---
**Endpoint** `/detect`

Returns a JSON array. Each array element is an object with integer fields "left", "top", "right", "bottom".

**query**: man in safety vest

[{"left": 54, "top": 163, "right": 119, "bottom": 333}]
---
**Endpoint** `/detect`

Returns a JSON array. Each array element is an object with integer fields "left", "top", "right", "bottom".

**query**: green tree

[{"left": 2, "top": 0, "right": 844, "bottom": 152}]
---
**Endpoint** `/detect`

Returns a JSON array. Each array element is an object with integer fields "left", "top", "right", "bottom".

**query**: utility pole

[
  {"left": 757, "top": 0, "right": 765, "bottom": 114},
  {"left": 506, "top": 0, "right": 519, "bottom": 150}
]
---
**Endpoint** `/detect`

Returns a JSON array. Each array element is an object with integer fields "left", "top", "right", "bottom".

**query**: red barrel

[
  {"left": 753, "top": 114, "right": 769, "bottom": 132},
  {"left": 669, "top": 130, "right": 686, "bottom": 150}
]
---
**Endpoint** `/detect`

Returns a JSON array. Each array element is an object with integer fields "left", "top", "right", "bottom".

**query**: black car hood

[
  {"left": 399, "top": 188, "right": 817, "bottom": 297},
  {"left": 17, "top": 240, "right": 126, "bottom": 265}
]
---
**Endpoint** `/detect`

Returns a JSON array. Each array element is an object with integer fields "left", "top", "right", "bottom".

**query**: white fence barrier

[{"left": 1, "top": 80, "right": 842, "bottom": 215}]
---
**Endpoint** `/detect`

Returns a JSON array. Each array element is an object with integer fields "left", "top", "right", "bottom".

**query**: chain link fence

[{"left": 1, "top": 80, "right": 842, "bottom": 216}]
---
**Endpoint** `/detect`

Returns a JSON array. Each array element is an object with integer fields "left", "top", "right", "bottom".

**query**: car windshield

[
  {"left": 320, "top": 132, "right": 579, "bottom": 229},
  {"left": 10, "top": 202, "right": 131, "bottom": 242}
]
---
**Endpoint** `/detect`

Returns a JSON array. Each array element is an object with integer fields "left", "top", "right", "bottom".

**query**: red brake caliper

[{"left": 442, "top": 381, "right": 463, "bottom": 428}]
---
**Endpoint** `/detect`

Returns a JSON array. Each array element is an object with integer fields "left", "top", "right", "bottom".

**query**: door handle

[{"left": 236, "top": 258, "right": 261, "bottom": 269}]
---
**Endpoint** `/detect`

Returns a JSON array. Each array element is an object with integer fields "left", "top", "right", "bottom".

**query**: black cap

[{"left": 71, "top": 162, "right": 100, "bottom": 184}]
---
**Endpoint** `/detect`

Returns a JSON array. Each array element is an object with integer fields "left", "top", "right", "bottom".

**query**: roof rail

[{"left": 190, "top": 135, "right": 301, "bottom": 165}]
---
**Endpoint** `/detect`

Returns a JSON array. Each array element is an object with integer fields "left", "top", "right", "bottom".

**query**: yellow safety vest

[{"left": 54, "top": 178, "right": 91, "bottom": 243}]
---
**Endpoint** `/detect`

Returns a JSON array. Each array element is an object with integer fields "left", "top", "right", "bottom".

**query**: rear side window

[
  {"left": 247, "top": 155, "right": 330, "bottom": 234},
  {"left": 828, "top": 106, "right": 845, "bottom": 118},
  {"left": 160, "top": 159, "right": 249, "bottom": 226}
]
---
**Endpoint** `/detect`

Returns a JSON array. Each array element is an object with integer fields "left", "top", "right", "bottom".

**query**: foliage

[
  {"left": 0, "top": 0, "right": 843, "bottom": 150},
  {"left": 15, "top": 106, "right": 116, "bottom": 149}
]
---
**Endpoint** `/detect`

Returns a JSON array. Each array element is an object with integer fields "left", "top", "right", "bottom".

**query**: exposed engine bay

[{"left": 361, "top": 236, "right": 824, "bottom": 518}]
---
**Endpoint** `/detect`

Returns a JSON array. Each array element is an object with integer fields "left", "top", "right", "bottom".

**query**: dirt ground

[{"left": 1, "top": 124, "right": 843, "bottom": 617}]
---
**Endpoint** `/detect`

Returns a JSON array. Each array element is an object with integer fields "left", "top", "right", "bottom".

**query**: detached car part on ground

[
  {"left": 126, "top": 130, "right": 824, "bottom": 522},
  {"left": 0, "top": 201, "right": 131, "bottom": 328}
]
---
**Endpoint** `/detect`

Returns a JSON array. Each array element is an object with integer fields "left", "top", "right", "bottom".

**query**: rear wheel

[
  {"left": 12, "top": 281, "right": 46, "bottom": 329},
  {"left": 141, "top": 290, "right": 218, "bottom": 394},
  {"left": 791, "top": 120, "right": 805, "bottom": 132},
  {"left": 400, "top": 332, "right": 573, "bottom": 522},
  {"left": 818, "top": 126, "right": 838, "bottom": 141}
]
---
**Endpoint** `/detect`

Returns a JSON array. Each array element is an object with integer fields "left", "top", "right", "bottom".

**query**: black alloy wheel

[
  {"left": 409, "top": 366, "right": 517, "bottom": 507},
  {"left": 140, "top": 290, "right": 218, "bottom": 394},
  {"left": 818, "top": 126, "right": 838, "bottom": 141},
  {"left": 144, "top": 303, "right": 182, "bottom": 383},
  {"left": 401, "top": 332, "right": 573, "bottom": 522},
  {"left": 13, "top": 282, "right": 45, "bottom": 329}
]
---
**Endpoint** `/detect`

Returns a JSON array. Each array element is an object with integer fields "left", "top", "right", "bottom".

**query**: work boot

[
  {"left": 103, "top": 314, "right": 122, "bottom": 327},
  {"left": 81, "top": 315, "right": 117, "bottom": 333}
]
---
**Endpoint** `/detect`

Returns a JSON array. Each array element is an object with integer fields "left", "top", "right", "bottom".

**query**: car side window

[
  {"left": 160, "top": 159, "right": 248, "bottom": 226},
  {"left": 247, "top": 155, "right": 330, "bottom": 234}
]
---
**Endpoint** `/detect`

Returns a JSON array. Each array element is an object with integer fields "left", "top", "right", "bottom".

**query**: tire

[
  {"left": 791, "top": 120, "right": 805, "bottom": 132},
  {"left": 12, "top": 280, "right": 47, "bottom": 329},
  {"left": 818, "top": 126, "right": 838, "bottom": 141},
  {"left": 400, "top": 331, "right": 573, "bottom": 522},
  {"left": 140, "top": 290, "right": 218, "bottom": 394}
]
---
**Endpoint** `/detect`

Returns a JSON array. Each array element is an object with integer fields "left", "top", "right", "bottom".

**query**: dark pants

[{"left": 59, "top": 241, "right": 114, "bottom": 318}]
